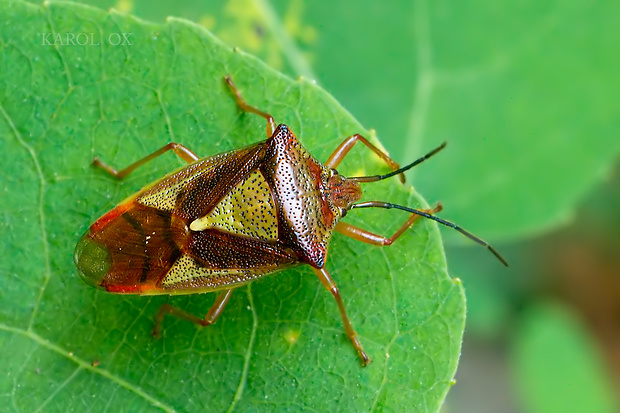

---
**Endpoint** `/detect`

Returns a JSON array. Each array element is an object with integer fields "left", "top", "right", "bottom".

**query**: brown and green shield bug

[{"left": 74, "top": 76, "right": 507, "bottom": 366}]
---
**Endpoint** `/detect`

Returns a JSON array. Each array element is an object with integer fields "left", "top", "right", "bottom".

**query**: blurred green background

[{"left": 29, "top": 0, "right": 620, "bottom": 411}]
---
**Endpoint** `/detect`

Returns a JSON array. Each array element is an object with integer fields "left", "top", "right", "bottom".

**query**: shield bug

[{"left": 74, "top": 76, "right": 507, "bottom": 366}]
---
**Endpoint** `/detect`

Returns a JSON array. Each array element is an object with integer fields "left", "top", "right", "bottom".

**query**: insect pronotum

[{"left": 74, "top": 76, "right": 507, "bottom": 366}]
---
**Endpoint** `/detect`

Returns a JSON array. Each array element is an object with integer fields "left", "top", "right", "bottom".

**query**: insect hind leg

[
  {"left": 152, "top": 289, "right": 234, "bottom": 337},
  {"left": 224, "top": 75, "right": 277, "bottom": 138}
]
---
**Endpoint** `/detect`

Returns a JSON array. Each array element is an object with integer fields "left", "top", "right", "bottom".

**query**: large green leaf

[{"left": 0, "top": 1, "right": 464, "bottom": 411}]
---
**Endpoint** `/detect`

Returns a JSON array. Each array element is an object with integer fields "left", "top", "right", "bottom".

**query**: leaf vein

[
  {"left": 227, "top": 284, "right": 258, "bottom": 413},
  {"left": 0, "top": 323, "right": 177, "bottom": 412},
  {"left": 0, "top": 101, "right": 51, "bottom": 332},
  {"left": 43, "top": 3, "right": 74, "bottom": 89},
  {"left": 34, "top": 366, "right": 83, "bottom": 413}
]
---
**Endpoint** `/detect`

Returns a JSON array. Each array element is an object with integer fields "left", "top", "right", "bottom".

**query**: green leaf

[
  {"left": 0, "top": 1, "right": 464, "bottom": 411},
  {"left": 512, "top": 302, "right": 619, "bottom": 413}
]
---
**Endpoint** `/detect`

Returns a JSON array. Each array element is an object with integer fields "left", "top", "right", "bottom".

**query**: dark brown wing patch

[
  {"left": 188, "top": 229, "right": 298, "bottom": 269},
  {"left": 88, "top": 202, "right": 188, "bottom": 291},
  {"left": 137, "top": 142, "right": 267, "bottom": 221}
]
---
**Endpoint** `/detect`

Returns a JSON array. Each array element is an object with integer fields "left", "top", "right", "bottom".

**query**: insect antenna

[
  {"left": 350, "top": 201, "right": 509, "bottom": 266},
  {"left": 349, "top": 142, "right": 447, "bottom": 183}
]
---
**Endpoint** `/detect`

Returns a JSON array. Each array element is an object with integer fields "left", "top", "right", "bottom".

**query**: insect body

[{"left": 75, "top": 76, "right": 506, "bottom": 366}]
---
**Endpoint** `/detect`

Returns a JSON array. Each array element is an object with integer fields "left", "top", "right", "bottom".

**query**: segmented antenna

[
  {"left": 351, "top": 201, "right": 508, "bottom": 266},
  {"left": 349, "top": 142, "right": 446, "bottom": 183}
]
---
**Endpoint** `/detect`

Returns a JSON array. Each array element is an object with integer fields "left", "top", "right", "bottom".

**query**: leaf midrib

[{"left": 0, "top": 323, "right": 177, "bottom": 412}]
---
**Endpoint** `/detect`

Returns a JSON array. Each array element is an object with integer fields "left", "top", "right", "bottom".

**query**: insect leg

[
  {"left": 325, "top": 134, "right": 405, "bottom": 183},
  {"left": 93, "top": 142, "right": 200, "bottom": 179},
  {"left": 152, "top": 289, "right": 234, "bottom": 337},
  {"left": 224, "top": 75, "right": 277, "bottom": 137},
  {"left": 336, "top": 205, "right": 442, "bottom": 246},
  {"left": 312, "top": 267, "right": 371, "bottom": 366}
]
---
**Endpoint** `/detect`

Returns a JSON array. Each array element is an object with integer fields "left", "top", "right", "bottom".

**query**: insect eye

[
  {"left": 340, "top": 208, "right": 348, "bottom": 217},
  {"left": 330, "top": 168, "right": 339, "bottom": 177}
]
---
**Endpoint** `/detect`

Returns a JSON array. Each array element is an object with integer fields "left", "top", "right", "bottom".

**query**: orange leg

[
  {"left": 336, "top": 205, "right": 442, "bottom": 246},
  {"left": 224, "top": 75, "right": 277, "bottom": 138},
  {"left": 152, "top": 289, "right": 234, "bottom": 337},
  {"left": 325, "top": 134, "right": 405, "bottom": 183},
  {"left": 93, "top": 142, "right": 200, "bottom": 179},
  {"left": 312, "top": 267, "right": 371, "bottom": 366}
]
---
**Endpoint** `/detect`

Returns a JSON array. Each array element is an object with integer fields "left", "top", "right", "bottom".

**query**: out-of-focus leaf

[{"left": 512, "top": 301, "right": 619, "bottom": 413}]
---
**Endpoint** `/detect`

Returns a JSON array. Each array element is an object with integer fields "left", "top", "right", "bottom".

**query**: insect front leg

[
  {"left": 336, "top": 205, "right": 442, "bottom": 246},
  {"left": 312, "top": 267, "right": 371, "bottom": 366},
  {"left": 152, "top": 289, "right": 235, "bottom": 337},
  {"left": 224, "top": 75, "right": 277, "bottom": 138},
  {"left": 93, "top": 142, "right": 200, "bottom": 179},
  {"left": 325, "top": 134, "right": 406, "bottom": 183}
]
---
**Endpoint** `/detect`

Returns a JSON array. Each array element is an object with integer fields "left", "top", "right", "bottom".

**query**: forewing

[
  {"left": 136, "top": 141, "right": 268, "bottom": 221},
  {"left": 82, "top": 202, "right": 186, "bottom": 293},
  {"left": 159, "top": 230, "right": 300, "bottom": 293}
]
